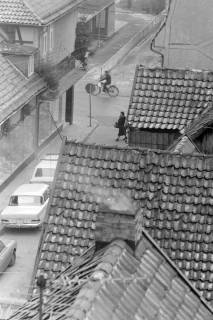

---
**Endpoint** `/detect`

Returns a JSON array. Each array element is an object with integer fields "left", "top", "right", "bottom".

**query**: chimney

[{"left": 95, "top": 191, "right": 136, "bottom": 249}]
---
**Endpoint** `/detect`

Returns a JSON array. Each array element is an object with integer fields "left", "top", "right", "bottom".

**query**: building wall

[
  {"left": 15, "top": 26, "right": 39, "bottom": 46},
  {"left": 107, "top": 4, "right": 115, "bottom": 36},
  {"left": 154, "top": 0, "right": 213, "bottom": 70},
  {"left": 41, "top": 8, "right": 78, "bottom": 64},
  {"left": 129, "top": 128, "right": 180, "bottom": 150},
  {"left": 194, "top": 128, "right": 213, "bottom": 154}
]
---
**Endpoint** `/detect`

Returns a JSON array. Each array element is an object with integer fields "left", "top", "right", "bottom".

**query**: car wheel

[{"left": 9, "top": 251, "right": 16, "bottom": 267}]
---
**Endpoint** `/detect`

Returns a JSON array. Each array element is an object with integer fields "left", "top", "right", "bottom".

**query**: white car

[
  {"left": 30, "top": 154, "right": 58, "bottom": 185},
  {"left": 1, "top": 184, "right": 50, "bottom": 228},
  {"left": 0, "top": 239, "right": 17, "bottom": 273}
]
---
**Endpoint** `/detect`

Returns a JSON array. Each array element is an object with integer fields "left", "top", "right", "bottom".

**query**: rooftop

[
  {"left": 10, "top": 233, "right": 213, "bottom": 320},
  {"left": 127, "top": 66, "right": 213, "bottom": 132},
  {"left": 0, "top": 0, "right": 82, "bottom": 26},
  {"left": 0, "top": 53, "right": 45, "bottom": 124},
  {"left": 33, "top": 140, "right": 213, "bottom": 305}
]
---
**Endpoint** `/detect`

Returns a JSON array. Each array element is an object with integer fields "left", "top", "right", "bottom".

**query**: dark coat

[{"left": 117, "top": 115, "right": 126, "bottom": 136}]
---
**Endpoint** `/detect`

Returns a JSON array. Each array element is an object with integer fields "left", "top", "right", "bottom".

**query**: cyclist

[{"left": 100, "top": 70, "right": 111, "bottom": 92}]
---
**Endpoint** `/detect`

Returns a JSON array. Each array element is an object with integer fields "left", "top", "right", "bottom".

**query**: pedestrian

[{"left": 115, "top": 111, "right": 127, "bottom": 142}]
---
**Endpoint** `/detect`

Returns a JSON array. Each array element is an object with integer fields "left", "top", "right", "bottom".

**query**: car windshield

[
  {"left": 35, "top": 168, "right": 55, "bottom": 178},
  {"left": 9, "top": 195, "right": 43, "bottom": 206}
]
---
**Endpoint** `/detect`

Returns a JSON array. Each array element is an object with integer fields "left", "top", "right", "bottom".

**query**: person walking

[{"left": 115, "top": 112, "right": 127, "bottom": 142}]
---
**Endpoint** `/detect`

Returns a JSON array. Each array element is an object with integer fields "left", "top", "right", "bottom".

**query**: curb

[{"left": 82, "top": 122, "right": 100, "bottom": 143}]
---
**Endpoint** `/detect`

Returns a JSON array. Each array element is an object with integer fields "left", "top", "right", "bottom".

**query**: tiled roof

[
  {"left": 24, "top": 0, "right": 82, "bottom": 23},
  {"left": 10, "top": 236, "right": 213, "bottom": 320},
  {"left": 0, "top": 53, "right": 45, "bottom": 123},
  {"left": 185, "top": 106, "right": 213, "bottom": 140},
  {"left": 127, "top": 66, "right": 213, "bottom": 132},
  {"left": 0, "top": 0, "right": 82, "bottom": 26},
  {"left": 34, "top": 141, "right": 213, "bottom": 305},
  {"left": 0, "top": 0, "right": 41, "bottom": 26}
]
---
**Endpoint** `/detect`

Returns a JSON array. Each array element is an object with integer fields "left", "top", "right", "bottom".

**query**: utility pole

[{"left": 37, "top": 275, "right": 46, "bottom": 320}]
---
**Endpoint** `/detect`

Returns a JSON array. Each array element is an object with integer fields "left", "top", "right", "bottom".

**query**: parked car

[
  {"left": 30, "top": 154, "right": 58, "bottom": 185},
  {"left": 0, "top": 239, "right": 17, "bottom": 273},
  {"left": 1, "top": 184, "right": 50, "bottom": 228}
]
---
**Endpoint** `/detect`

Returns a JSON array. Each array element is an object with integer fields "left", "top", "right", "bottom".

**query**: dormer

[{"left": 0, "top": 41, "right": 38, "bottom": 78}]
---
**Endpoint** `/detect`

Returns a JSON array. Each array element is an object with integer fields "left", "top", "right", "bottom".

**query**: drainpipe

[{"left": 150, "top": 0, "right": 172, "bottom": 67}]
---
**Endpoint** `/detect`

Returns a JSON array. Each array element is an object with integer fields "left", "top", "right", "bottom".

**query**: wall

[
  {"left": 43, "top": 8, "right": 78, "bottom": 65},
  {"left": 194, "top": 129, "right": 213, "bottom": 154},
  {"left": 154, "top": 0, "right": 213, "bottom": 70},
  {"left": 129, "top": 128, "right": 180, "bottom": 150},
  {"left": 15, "top": 26, "right": 39, "bottom": 46},
  {"left": 107, "top": 4, "right": 115, "bottom": 37},
  {"left": 6, "top": 54, "right": 29, "bottom": 76}
]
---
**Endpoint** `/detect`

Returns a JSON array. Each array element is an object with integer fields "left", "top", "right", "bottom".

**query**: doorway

[{"left": 65, "top": 86, "right": 74, "bottom": 124}]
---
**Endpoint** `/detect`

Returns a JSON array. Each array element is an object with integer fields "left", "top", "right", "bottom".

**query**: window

[
  {"left": 35, "top": 167, "right": 55, "bottom": 178},
  {"left": 43, "top": 32, "right": 48, "bottom": 56},
  {"left": 49, "top": 26, "right": 54, "bottom": 51},
  {"left": 28, "top": 55, "right": 34, "bottom": 76},
  {"left": 9, "top": 195, "right": 42, "bottom": 206}
]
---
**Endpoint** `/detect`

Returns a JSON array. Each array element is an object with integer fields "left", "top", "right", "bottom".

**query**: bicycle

[{"left": 89, "top": 81, "right": 119, "bottom": 97}]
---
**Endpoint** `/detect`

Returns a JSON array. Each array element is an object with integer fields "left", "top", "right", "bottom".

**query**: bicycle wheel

[
  {"left": 91, "top": 84, "right": 101, "bottom": 96},
  {"left": 108, "top": 85, "right": 119, "bottom": 97}
]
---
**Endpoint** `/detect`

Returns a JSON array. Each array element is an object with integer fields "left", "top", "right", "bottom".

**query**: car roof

[
  {"left": 42, "top": 154, "right": 59, "bottom": 161},
  {"left": 35, "top": 160, "right": 57, "bottom": 169},
  {"left": 12, "top": 184, "right": 49, "bottom": 196}
]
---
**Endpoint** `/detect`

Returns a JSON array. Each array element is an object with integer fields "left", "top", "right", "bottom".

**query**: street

[
  {"left": 74, "top": 38, "right": 160, "bottom": 145},
  {"left": 0, "top": 33, "right": 160, "bottom": 303}
]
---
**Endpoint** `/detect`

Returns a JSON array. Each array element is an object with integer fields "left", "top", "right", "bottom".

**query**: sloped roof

[
  {"left": 0, "top": 0, "right": 41, "bottom": 26},
  {"left": 127, "top": 66, "right": 213, "bottom": 132},
  {"left": 34, "top": 140, "right": 213, "bottom": 306},
  {"left": 185, "top": 106, "right": 213, "bottom": 140},
  {"left": 0, "top": 53, "right": 45, "bottom": 123},
  {"left": 10, "top": 235, "right": 213, "bottom": 320},
  {"left": 0, "top": 0, "right": 82, "bottom": 26},
  {"left": 79, "top": 0, "right": 114, "bottom": 21}
]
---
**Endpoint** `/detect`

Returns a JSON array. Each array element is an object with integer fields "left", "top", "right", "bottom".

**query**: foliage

[
  {"left": 38, "top": 63, "right": 58, "bottom": 91},
  {"left": 74, "top": 21, "right": 90, "bottom": 61}
]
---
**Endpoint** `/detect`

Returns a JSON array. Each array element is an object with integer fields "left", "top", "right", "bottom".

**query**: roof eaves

[
  {"left": 138, "top": 229, "right": 213, "bottom": 314},
  {"left": 38, "top": 0, "right": 83, "bottom": 25},
  {"left": 22, "top": 0, "right": 43, "bottom": 25},
  {"left": 29, "top": 137, "right": 67, "bottom": 296},
  {"left": 79, "top": 0, "right": 114, "bottom": 20}
]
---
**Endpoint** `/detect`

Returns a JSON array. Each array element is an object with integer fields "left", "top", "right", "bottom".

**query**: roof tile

[{"left": 127, "top": 66, "right": 213, "bottom": 132}]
